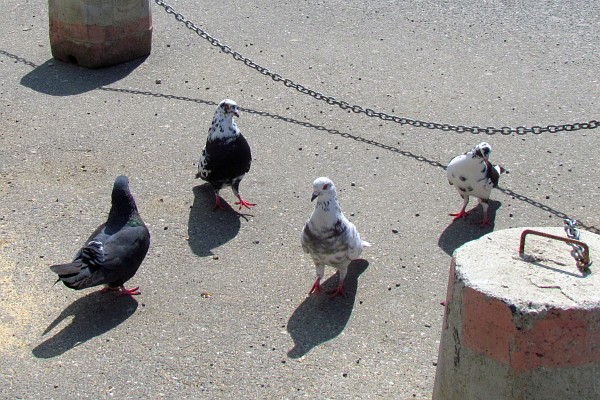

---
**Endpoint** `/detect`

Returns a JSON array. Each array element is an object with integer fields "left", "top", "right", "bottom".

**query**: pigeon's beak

[{"left": 311, "top": 192, "right": 318, "bottom": 202}]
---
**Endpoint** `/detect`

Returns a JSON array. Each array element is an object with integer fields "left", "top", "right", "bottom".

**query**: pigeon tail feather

[
  {"left": 49, "top": 262, "right": 83, "bottom": 276},
  {"left": 49, "top": 261, "right": 106, "bottom": 290}
]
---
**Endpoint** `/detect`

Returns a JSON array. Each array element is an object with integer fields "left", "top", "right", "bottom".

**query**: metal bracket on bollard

[{"left": 519, "top": 229, "right": 592, "bottom": 274}]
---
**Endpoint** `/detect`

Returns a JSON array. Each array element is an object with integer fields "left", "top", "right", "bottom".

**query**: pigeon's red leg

[
  {"left": 118, "top": 286, "right": 141, "bottom": 296},
  {"left": 308, "top": 278, "right": 322, "bottom": 295},
  {"left": 100, "top": 286, "right": 140, "bottom": 296},
  {"left": 328, "top": 283, "right": 347, "bottom": 298},
  {"left": 214, "top": 195, "right": 227, "bottom": 210},
  {"left": 235, "top": 196, "right": 255, "bottom": 210},
  {"left": 328, "top": 268, "right": 348, "bottom": 298},
  {"left": 479, "top": 217, "right": 492, "bottom": 227},
  {"left": 478, "top": 204, "right": 492, "bottom": 227},
  {"left": 232, "top": 181, "right": 254, "bottom": 210},
  {"left": 450, "top": 195, "right": 470, "bottom": 221},
  {"left": 449, "top": 208, "right": 468, "bottom": 220}
]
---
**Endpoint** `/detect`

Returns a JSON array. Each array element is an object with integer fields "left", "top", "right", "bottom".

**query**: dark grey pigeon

[
  {"left": 196, "top": 99, "right": 255, "bottom": 210},
  {"left": 50, "top": 176, "right": 150, "bottom": 296}
]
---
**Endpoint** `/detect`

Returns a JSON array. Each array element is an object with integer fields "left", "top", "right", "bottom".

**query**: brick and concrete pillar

[
  {"left": 433, "top": 227, "right": 600, "bottom": 399},
  {"left": 49, "top": 0, "right": 152, "bottom": 68}
]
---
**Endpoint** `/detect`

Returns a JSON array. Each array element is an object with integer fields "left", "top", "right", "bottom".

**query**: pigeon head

[
  {"left": 311, "top": 177, "right": 337, "bottom": 202},
  {"left": 112, "top": 175, "right": 131, "bottom": 201},
  {"left": 473, "top": 142, "right": 492, "bottom": 160},
  {"left": 218, "top": 99, "right": 240, "bottom": 118},
  {"left": 110, "top": 175, "right": 138, "bottom": 217}
]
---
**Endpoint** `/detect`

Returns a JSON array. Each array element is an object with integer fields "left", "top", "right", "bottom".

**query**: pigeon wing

[
  {"left": 344, "top": 220, "right": 366, "bottom": 260},
  {"left": 50, "top": 222, "right": 149, "bottom": 290},
  {"left": 300, "top": 221, "right": 317, "bottom": 254},
  {"left": 486, "top": 161, "right": 506, "bottom": 188},
  {"left": 49, "top": 235, "right": 108, "bottom": 290},
  {"left": 97, "top": 223, "right": 150, "bottom": 287},
  {"left": 199, "top": 135, "right": 251, "bottom": 184}
]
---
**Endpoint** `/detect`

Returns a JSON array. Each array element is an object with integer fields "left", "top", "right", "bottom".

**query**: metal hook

[{"left": 519, "top": 229, "right": 591, "bottom": 274}]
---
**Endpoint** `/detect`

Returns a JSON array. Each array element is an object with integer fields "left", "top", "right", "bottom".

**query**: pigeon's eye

[{"left": 322, "top": 184, "right": 329, "bottom": 190}]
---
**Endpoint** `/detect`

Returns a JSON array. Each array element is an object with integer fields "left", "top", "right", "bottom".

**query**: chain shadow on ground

[
  {"left": 2, "top": 49, "right": 597, "bottom": 235},
  {"left": 188, "top": 184, "right": 252, "bottom": 257},
  {"left": 102, "top": 85, "right": 448, "bottom": 169},
  {"left": 287, "top": 259, "right": 369, "bottom": 359},
  {"left": 437, "top": 200, "right": 501, "bottom": 256},
  {"left": 31, "top": 291, "right": 138, "bottom": 359}
]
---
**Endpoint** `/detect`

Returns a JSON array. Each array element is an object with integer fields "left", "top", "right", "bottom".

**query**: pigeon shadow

[
  {"left": 32, "top": 291, "right": 138, "bottom": 359},
  {"left": 437, "top": 200, "right": 501, "bottom": 256},
  {"left": 287, "top": 259, "right": 369, "bottom": 359},
  {"left": 20, "top": 57, "right": 146, "bottom": 96},
  {"left": 187, "top": 184, "right": 247, "bottom": 257}
]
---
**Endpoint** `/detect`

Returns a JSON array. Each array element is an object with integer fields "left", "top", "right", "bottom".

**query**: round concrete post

[
  {"left": 433, "top": 227, "right": 600, "bottom": 400},
  {"left": 48, "top": 0, "right": 152, "bottom": 68}
]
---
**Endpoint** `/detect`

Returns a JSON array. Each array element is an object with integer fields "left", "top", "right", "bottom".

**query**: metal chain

[
  {"left": 153, "top": 0, "right": 598, "bottom": 135},
  {"left": 564, "top": 218, "right": 592, "bottom": 272}
]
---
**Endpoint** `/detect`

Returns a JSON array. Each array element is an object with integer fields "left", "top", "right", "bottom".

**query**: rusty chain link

[
  {"left": 563, "top": 219, "right": 592, "bottom": 273},
  {"left": 154, "top": 0, "right": 598, "bottom": 135}
]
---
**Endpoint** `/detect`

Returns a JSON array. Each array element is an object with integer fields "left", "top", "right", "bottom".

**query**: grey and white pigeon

[
  {"left": 447, "top": 142, "right": 506, "bottom": 226},
  {"left": 50, "top": 176, "right": 150, "bottom": 296},
  {"left": 301, "top": 177, "right": 371, "bottom": 297},
  {"left": 196, "top": 99, "right": 254, "bottom": 210}
]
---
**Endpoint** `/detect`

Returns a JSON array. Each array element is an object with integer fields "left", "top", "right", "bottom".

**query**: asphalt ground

[{"left": 1, "top": 0, "right": 599, "bottom": 398}]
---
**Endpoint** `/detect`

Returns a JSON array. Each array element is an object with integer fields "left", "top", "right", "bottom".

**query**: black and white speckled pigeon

[
  {"left": 301, "top": 177, "right": 371, "bottom": 297},
  {"left": 50, "top": 176, "right": 150, "bottom": 296},
  {"left": 447, "top": 142, "right": 506, "bottom": 226},
  {"left": 196, "top": 99, "right": 254, "bottom": 210}
]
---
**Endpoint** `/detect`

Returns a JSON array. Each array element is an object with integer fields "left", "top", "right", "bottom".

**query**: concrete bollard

[
  {"left": 48, "top": 0, "right": 152, "bottom": 68},
  {"left": 433, "top": 227, "right": 600, "bottom": 400}
]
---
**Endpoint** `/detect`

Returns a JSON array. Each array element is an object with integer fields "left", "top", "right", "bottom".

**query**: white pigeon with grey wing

[
  {"left": 447, "top": 142, "right": 506, "bottom": 226},
  {"left": 301, "top": 177, "right": 371, "bottom": 297}
]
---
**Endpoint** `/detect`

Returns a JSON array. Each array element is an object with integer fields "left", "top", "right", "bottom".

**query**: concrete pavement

[{"left": 1, "top": 0, "right": 599, "bottom": 398}]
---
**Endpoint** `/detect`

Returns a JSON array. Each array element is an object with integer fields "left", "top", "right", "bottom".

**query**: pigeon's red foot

[
  {"left": 100, "top": 286, "right": 141, "bottom": 296},
  {"left": 235, "top": 196, "right": 255, "bottom": 210},
  {"left": 449, "top": 209, "right": 468, "bottom": 221},
  {"left": 308, "top": 278, "right": 322, "bottom": 295},
  {"left": 328, "top": 284, "right": 346, "bottom": 298},
  {"left": 213, "top": 196, "right": 227, "bottom": 210},
  {"left": 479, "top": 216, "right": 493, "bottom": 227},
  {"left": 118, "top": 286, "right": 141, "bottom": 296}
]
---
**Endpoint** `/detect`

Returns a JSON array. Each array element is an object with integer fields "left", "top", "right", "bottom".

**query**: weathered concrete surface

[
  {"left": 1, "top": 0, "right": 599, "bottom": 399},
  {"left": 434, "top": 227, "right": 600, "bottom": 399}
]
